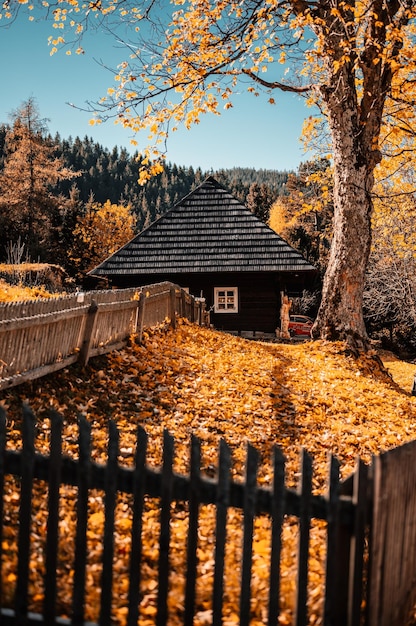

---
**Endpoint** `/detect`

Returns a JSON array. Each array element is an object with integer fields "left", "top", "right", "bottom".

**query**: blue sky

[{"left": 0, "top": 11, "right": 314, "bottom": 172}]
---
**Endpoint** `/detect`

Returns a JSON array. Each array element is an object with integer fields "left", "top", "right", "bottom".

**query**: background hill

[{"left": 0, "top": 126, "right": 290, "bottom": 233}]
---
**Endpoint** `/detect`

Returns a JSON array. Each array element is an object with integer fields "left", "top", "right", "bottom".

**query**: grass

[{"left": 0, "top": 264, "right": 68, "bottom": 301}]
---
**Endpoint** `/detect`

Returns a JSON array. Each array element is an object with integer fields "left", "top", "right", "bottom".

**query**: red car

[{"left": 288, "top": 315, "right": 314, "bottom": 336}]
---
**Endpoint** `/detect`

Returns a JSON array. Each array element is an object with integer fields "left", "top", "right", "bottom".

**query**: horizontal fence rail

[
  {"left": 0, "top": 405, "right": 369, "bottom": 626},
  {"left": 0, "top": 282, "right": 208, "bottom": 391}
]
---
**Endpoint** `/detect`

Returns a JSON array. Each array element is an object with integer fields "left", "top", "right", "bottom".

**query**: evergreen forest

[
  {"left": 0, "top": 125, "right": 290, "bottom": 232},
  {"left": 0, "top": 108, "right": 291, "bottom": 278}
]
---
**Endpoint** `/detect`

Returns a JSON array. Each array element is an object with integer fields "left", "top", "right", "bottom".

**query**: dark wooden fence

[
  {"left": 0, "top": 282, "right": 208, "bottom": 391},
  {"left": 368, "top": 439, "right": 416, "bottom": 626},
  {"left": 0, "top": 405, "right": 372, "bottom": 626}
]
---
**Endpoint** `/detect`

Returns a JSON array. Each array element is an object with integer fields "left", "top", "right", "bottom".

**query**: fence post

[
  {"left": 71, "top": 417, "right": 92, "bottom": 625},
  {"left": 136, "top": 291, "right": 146, "bottom": 344},
  {"left": 170, "top": 286, "right": 177, "bottom": 330},
  {"left": 190, "top": 295, "right": 195, "bottom": 323},
  {"left": 212, "top": 440, "right": 231, "bottom": 626},
  {"left": 15, "top": 405, "right": 36, "bottom": 623},
  {"left": 323, "top": 457, "right": 368, "bottom": 626},
  {"left": 0, "top": 407, "right": 6, "bottom": 608},
  {"left": 181, "top": 290, "right": 187, "bottom": 318},
  {"left": 323, "top": 455, "right": 341, "bottom": 626},
  {"left": 294, "top": 449, "right": 313, "bottom": 626},
  {"left": 203, "top": 303, "right": 209, "bottom": 327},
  {"left": 79, "top": 300, "right": 99, "bottom": 366},
  {"left": 43, "top": 411, "right": 63, "bottom": 625},
  {"left": 346, "top": 459, "right": 369, "bottom": 626}
]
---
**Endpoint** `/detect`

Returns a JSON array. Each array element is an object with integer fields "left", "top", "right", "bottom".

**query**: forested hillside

[{"left": 0, "top": 123, "right": 290, "bottom": 234}]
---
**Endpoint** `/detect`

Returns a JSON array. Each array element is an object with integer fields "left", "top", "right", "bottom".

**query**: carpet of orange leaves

[{"left": 1, "top": 319, "right": 416, "bottom": 625}]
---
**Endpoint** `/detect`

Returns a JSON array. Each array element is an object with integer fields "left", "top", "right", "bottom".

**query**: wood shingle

[
  {"left": 90, "top": 176, "right": 316, "bottom": 278},
  {"left": 89, "top": 177, "right": 317, "bottom": 333}
]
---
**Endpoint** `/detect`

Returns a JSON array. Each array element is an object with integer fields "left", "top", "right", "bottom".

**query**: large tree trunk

[
  {"left": 312, "top": 82, "right": 377, "bottom": 351},
  {"left": 312, "top": 162, "right": 373, "bottom": 350}
]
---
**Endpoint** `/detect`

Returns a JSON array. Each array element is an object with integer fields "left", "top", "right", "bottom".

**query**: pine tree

[
  {"left": 0, "top": 98, "right": 78, "bottom": 261},
  {"left": 246, "top": 182, "right": 274, "bottom": 223}
]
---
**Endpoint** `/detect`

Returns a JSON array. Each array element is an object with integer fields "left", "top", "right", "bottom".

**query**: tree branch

[{"left": 241, "top": 68, "right": 311, "bottom": 93}]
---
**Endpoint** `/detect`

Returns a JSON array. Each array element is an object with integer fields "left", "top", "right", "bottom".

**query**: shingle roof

[{"left": 90, "top": 176, "right": 316, "bottom": 276}]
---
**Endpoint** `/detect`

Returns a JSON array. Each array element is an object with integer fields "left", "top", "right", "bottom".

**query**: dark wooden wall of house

[
  {"left": 203, "top": 273, "right": 281, "bottom": 333},
  {"left": 108, "top": 271, "right": 315, "bottom": 333}
]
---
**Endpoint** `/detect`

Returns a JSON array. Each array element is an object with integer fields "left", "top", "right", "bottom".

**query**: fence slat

[
  {"left": 99, "top": 420, "right": 119, "bottom": 626},
  {"left": 156, "top": 430, "right": 174, "bottom": 626},
  {"left": 169, "top": 286, "right": 177, "bottom": 330},
  {"left": 79, "top": 301, "right": 99, "bottom": 367},
  {"left": 184, "top": 435, "right": 202, "bottom": 626},
  {"left": 181, "top": 291, "right": 187, "bottom": 318},
  {"left": 323, "top": 454, "right": 341, "bottom": 626},
  {"left": 43, "top": 411, "right": 63, "bottom": 624},
  {"left": 347, "top": 459, "right": 369, "bottom": 626},
  {"left": 71, "top": 417, "right": 91, "bottom": 626},
  {"left": 268, "top": 446, "right": 286, "bottom": 626},
  {"left": 239, "top": 444, "right": 259, "bottom": 626},
  {"left": 15, "top": 405, "right": 36, "bottom": 624},
  {"left": 212, "top": 439, "right": 232, "bottom": 626},
  {"left": 295, "top": 449, "right": 313, "bottom": 626},
  {"left": 127, "top": 426, "right": 148, "bottom": 626},
  {"left": 136, "top": 291, "right": 146, "bottom": 344},
  {"left": 0, "top": 406, "right": 7, "bottom": 608}
]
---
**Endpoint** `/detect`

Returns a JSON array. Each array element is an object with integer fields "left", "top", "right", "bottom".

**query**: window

[{"left": 214, "top": 287, "right": 238, "bottom": 313}]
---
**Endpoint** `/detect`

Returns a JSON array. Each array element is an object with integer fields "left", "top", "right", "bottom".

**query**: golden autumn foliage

[
  {"left": 364, "top": 192, "right": 416, "bottom": 333},
  {"left": 268, "top": 160, "right": 333, "bottom": 276},
  {"left": 4, "top": 2, "right": 416, "bottom": 346},
  {"left": 0, "top": 278, "right": 57, "bottom": 302},
  {"left": 69, "top": 199, "right": 136, "bottom": 278},
  {"left": 0, "top": 261, "right": 70, "bottom": 302},
  {"left": 1, "top": 320, "right": 416, "bottom": 624}
]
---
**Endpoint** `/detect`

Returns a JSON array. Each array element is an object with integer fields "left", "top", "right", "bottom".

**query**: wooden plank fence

[
  {"left": 0, "top": 282, "right": 208, "bottom": 391},
  {"left": 0, "top": 405, "right": 371, "bottom": 626},
  {"left": 368, "top": 438, "right": 416, "bottom": 626}
]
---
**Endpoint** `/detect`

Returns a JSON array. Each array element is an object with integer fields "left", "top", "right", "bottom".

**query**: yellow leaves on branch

[
  {"left": 2, "top": 321, "right": 416, "bottom": 623},
  {"left": 138, "top": 159, "right": 164, "bottom": 185},
  {"left": 5, "top": 0, "right": 416, "bottom": 184}
]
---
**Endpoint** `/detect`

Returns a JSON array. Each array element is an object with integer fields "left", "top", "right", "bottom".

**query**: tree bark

[
  {"left": 312, "top": 161, "right": 373, "bottom": 350},
  {"left": 312, "top": 75, "right": 377, "bottom": 350},
  {"left": 307, "top": 0, "right": 412, "bottom": 351}
]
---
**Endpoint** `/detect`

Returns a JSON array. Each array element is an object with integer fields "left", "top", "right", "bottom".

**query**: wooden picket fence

[
  {"left": 0, "top": 404, "right": 373, "bottom": 626},
  {"left": 1, "top": 405, "right": 416, "bottom": 625},
  {"left": 0, "top": 282, "right": 208, "bottom": 391}
]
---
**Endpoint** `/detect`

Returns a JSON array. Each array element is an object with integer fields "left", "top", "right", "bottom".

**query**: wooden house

[{"left": 89, "top": 176, "right": 317, "bottom": 333}]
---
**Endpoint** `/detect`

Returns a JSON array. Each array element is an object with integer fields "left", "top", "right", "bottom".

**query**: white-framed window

[{"left": 214, "top": 287, "right": 239, "bottom": 313}]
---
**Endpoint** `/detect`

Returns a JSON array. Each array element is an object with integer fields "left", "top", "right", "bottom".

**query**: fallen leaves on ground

[{"left": 1, "top": 319, "right": 416, "bottom": 625}]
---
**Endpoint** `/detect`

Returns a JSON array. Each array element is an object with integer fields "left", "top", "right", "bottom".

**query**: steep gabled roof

[{"left": 90, "top": 176, "right": 316, "bottom": 276}]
